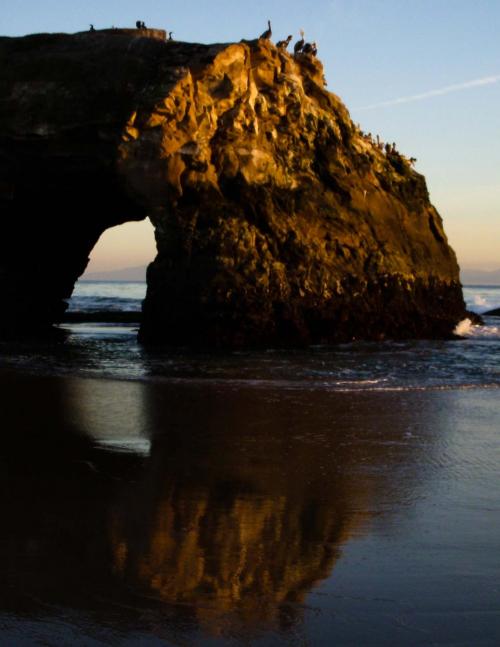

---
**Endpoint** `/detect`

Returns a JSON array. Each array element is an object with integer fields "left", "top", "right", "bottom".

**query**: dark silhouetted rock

[
  {"left": 465, "top": 311, "right": 484, "bottom": 325},
  {"left": 0, "top": 31, "right": 466, "bottom": 346}
]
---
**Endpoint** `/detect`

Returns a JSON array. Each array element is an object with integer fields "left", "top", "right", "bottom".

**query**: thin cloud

[{"left": 357, "top": 74, "right": 500, "bottom": 110}]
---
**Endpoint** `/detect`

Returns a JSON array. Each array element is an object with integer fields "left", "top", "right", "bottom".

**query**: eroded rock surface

[{"left": 0, "top": 30, "right": 466, "bottom": 344}]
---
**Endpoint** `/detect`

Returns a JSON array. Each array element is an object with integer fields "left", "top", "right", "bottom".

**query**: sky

[{"left": 3, "top": 0, "right": 499, "bottom": 272}]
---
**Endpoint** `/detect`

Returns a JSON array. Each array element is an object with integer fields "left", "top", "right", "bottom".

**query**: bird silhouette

[
  {"left": 294, "top": 29, "right": 305, "bottom": 54},
  {"left": 277, "top": 35, "right": 293, "bottom": 49},
  {"left": 260, "top": 20, "right": 272, "bottom": 40}
]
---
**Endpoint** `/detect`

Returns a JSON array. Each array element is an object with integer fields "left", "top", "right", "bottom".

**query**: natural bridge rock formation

[{"left": 0, "top": 30, "right": 466, "bottom": 345}]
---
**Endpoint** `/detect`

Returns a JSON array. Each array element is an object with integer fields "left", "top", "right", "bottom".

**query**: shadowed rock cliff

[{"left": 0, "top": 30, "right": 466, "bottom": 345}]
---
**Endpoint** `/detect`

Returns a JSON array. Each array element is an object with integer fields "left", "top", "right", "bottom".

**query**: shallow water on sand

[
  {"left": 3, "top": 324, "right": 500, "bottom": 392},
  {"left": 2, "top": 285, "right": 500, "bottom": 392},
  {"left": 0, "top": 372, "right": 499, "bottom": 645}
]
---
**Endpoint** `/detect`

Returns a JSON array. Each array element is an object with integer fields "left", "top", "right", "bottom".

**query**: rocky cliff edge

[{"left": 0, "top": 30, "right": 466, "bottom": 345}]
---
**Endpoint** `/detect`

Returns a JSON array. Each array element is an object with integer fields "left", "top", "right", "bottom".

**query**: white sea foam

[
  {"left": 454, "top": 317, "right": 500, "bottom": 339},
  {"left": 454, "top": 318, "right": 473, "bottom": 336},
  {"left": 470, "top": 323, "right": 500, "bottom": 339}
]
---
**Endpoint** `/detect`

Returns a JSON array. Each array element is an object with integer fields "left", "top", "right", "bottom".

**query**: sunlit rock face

[{"left": 0, "top": 30, "right": 465, "bottom": 343}]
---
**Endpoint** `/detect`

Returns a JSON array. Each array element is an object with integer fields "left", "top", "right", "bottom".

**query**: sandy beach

[{"left": 1, "top": 368, "right": 499, "bottom": 645}]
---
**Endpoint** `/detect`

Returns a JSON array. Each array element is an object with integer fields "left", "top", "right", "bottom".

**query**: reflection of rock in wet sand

[
  {"left": 108, "top": 383, "right": 423, "bottom": 628},
  {"left": 0, "top": 372, "right": 437, "bottom": 634},
  {"left": 111, "top": 480, "right": 352, "bottom": 626}
]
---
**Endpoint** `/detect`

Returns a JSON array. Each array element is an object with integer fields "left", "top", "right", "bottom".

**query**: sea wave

[
  {"left": 2, "top": 335, "right": 500, "bottom": 393},
  {"left": 454, "top": 318, "right": 500, "bottom": 339},
  {"left": 1, "top": 282, "right": 498, "bottom": 392},
  {"left": 127, "top": 375, "right": 500, "bottom": 393},
  {"left": 67, "top": 281, "right": 146, "bottom": 312}
]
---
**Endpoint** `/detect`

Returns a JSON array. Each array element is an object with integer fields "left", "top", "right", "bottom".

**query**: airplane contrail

[{"left": 356, "top": 74, "right": 500, "bottom": 110}]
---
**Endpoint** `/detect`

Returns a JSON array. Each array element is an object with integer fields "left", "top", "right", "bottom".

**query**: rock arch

[{"left": 0, "top": 31, "right": 465, "bottom": 345}]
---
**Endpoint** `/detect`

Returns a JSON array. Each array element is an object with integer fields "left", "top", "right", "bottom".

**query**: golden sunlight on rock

[{"left": 0, "top": 31, "right": 466, "bottom": 343}]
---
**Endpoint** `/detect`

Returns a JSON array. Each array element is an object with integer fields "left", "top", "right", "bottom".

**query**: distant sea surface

[
  {"left": 3, "top": 281, "right": 499, "bottom": 391},
  {"left": 67, "top": 280, "right": 146, "bottom": 313}
]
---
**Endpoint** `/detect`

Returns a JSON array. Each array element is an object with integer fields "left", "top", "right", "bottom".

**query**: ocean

[
  {"left": 0, "top": 282, "right": 499, "bottom": 645},
  {"left": 2, "top": 282, "right": 499, "bottom": 390}
]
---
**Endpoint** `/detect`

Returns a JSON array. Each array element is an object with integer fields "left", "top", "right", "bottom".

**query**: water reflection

[
  {"left": 0, "top": 371, "right": 436, "bottom": 638},
  {"left": 0, "top": 372, "right": 144, "bottom": 620}
]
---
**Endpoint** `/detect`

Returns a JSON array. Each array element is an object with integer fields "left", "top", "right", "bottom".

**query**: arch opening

[{"left": 65, "top": 220, "right": 156, "bottom": 324}]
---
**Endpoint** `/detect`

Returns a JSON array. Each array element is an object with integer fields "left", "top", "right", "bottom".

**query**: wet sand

[{"left": 0, "top": 369, "right": 499, "bottom": 645}]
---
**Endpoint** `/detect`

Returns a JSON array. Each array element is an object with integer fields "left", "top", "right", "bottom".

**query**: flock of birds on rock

[
  {"left": 89, "top": 19, "right": 316, "bottom": 54},
  {"left": 88, "top": 20, "right": 419, "bottom": 169},
  {"left": 260, "top": 22, "right": 317, "bottom": 56},
  {"left": 135, "top": 20, "right": 174, "bottom": 39},
  {"left": 89, "top": 21, "right": 174, "bottom": 40},
  {"left": 358, "top": 128, "right": 417, "bottom": 166}
]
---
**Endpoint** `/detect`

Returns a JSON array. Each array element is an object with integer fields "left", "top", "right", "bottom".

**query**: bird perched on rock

[
  {"left": 294, "top": 30, "right": 305, "bottom": 54},
  {"left": 276, "top": 35, "right": 293, "bottom": 50},
  {"left": 89, "top": 24, "right": 95, "bottom": 32},
  {"left": 168, "top": 31, "right": 174, "bottom": 40},
  {"left": 302, "top": 42, "right": 313, "bottom": 54},
  {"left": 311, "top": 42, "right": 318, "bottom": 56},
  {"left": 260, "top": 20, "right": 272, "bottom": 40}
]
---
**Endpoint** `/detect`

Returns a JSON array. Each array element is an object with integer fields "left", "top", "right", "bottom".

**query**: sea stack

[{"left": 0, "top": 30, "right": 466, "bottom": 345}]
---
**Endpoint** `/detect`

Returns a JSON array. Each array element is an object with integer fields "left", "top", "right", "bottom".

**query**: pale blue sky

[{"left": 3, "top": 1, "right": 499, "bottom": 270}]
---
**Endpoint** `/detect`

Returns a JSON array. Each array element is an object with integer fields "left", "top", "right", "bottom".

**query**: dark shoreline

[{"left": 60, "top": 310, "right": 498, "bottom": 327}]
